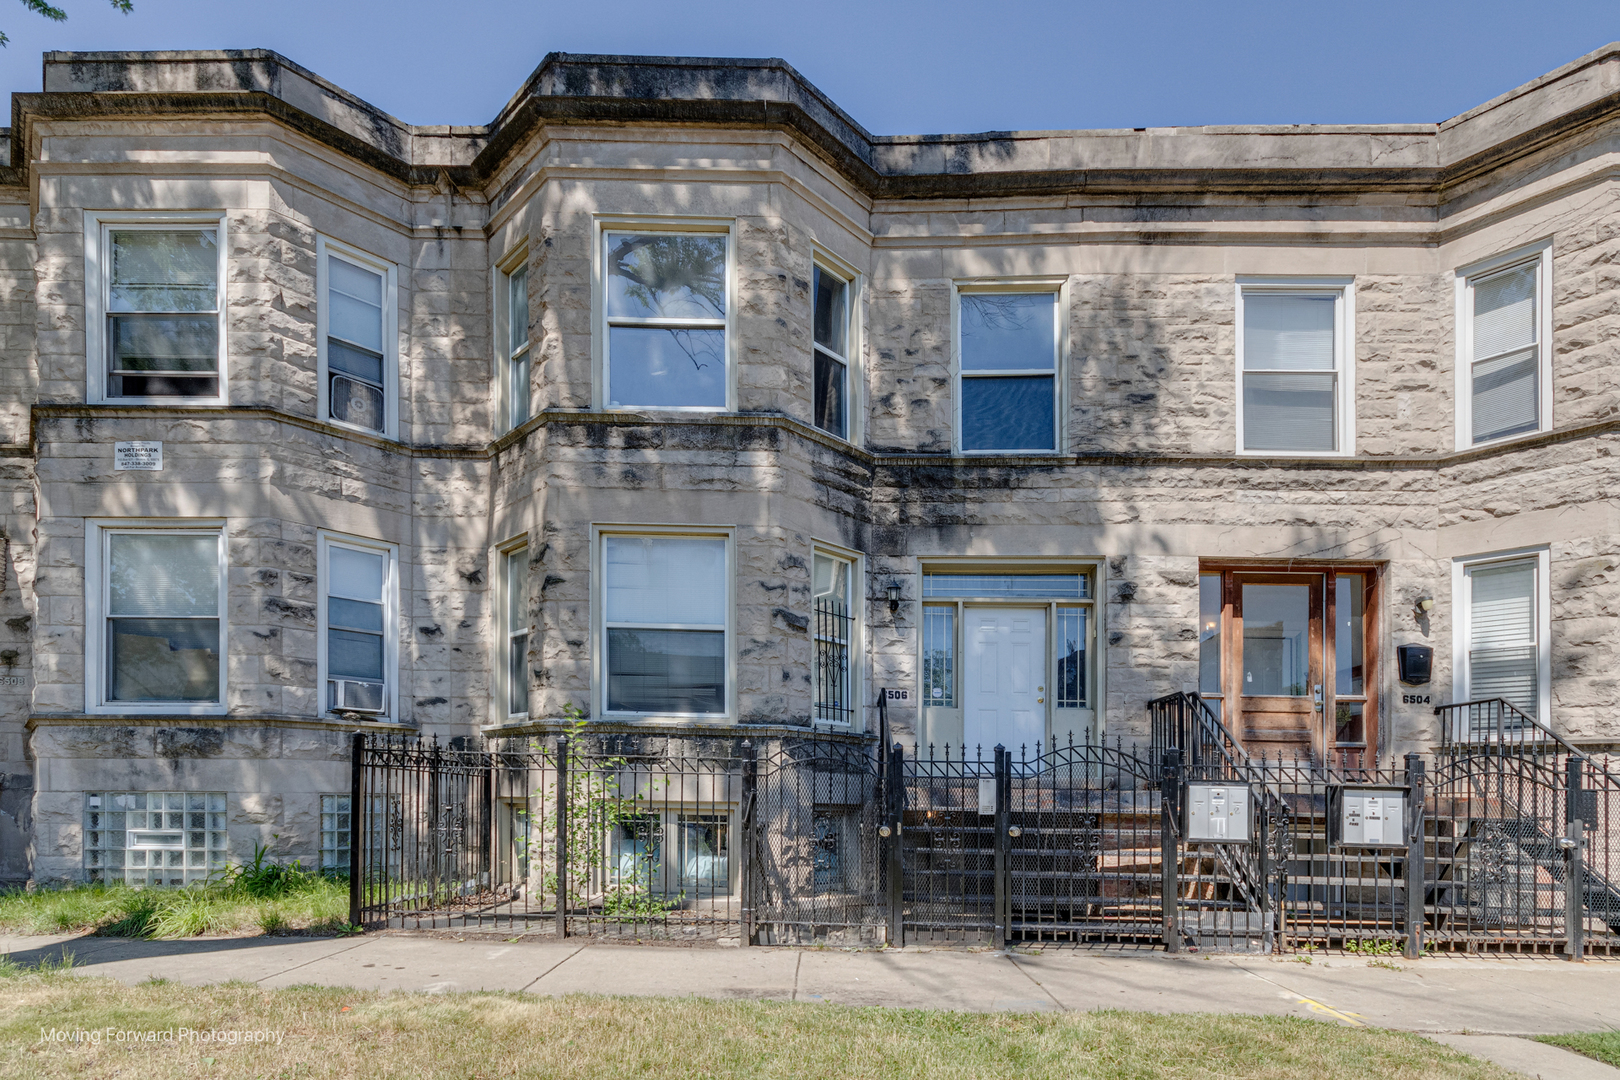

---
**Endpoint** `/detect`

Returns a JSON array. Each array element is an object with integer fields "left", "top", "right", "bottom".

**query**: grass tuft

[{"left": 1535, "top": 1031, "right": 1620, "bottom": 1068}]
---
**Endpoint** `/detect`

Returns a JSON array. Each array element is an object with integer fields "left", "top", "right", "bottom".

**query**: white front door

[{"left": 963, "top": 608, "right": 1046, "bottom": 754}]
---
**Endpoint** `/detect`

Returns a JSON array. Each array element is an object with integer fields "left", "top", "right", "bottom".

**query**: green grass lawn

[
  {"left": 0, "top": 865, "right": 350, "bottom": 939},
  {"left": 0, "top": 965, "right": 1516, "bottom": 1080},
  {"left": 1535, "top": 1031, "right": 1620, "bottom": 1068}
]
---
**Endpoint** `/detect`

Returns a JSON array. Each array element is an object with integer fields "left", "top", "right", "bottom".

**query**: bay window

[
  {"left": 603, "top": 534, "right": 728, "bottom": 716},
  {"left": 320, "top": 535, "right": 398, "bottom": 719},
  {"left": 813, "top": 551, "right": 855, "bottom": 724},
  {"left": 319, "top": 238, "right": 397, "bottom": 438},
  {"left": 503, "top": 545, "right": 530, "bottom": 718},
  {"left": 89, "top": 216, "right": 225, "bottom": 403},
  {"left": 500, "top": 256, "right": 532, "bottom": 431},
  {"left": 813, "top": 265, "right": 852, "bottom": 439},
  {"left": 1237, "top": 281, "right": 1354, "bottom": 455},
  {"left": 1457, "top": 245, "right": 1552, "bottom": 447},
  {"left": 89, "top": 524, "right": 226, "bottom": 712},
  {"left": 602, "top": 227, "right": 731, "bottom": 410}
]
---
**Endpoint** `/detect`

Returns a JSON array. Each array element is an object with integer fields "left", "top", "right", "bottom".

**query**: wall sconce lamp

[
  {"left": 1412, "top": 596, "right": 1435, "bottom": 619},
  {"left": 885, "top": 582, "right": 903, "bottom": 614}
]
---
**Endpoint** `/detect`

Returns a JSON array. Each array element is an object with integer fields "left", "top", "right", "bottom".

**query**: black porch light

[{"left": 885, "top": 582, "right": 903, "bottom": 613}]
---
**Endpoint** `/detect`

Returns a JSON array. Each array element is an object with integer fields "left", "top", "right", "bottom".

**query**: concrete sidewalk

[{"left": 4, "top": 933, "right": 1618, "bottom": 1077}]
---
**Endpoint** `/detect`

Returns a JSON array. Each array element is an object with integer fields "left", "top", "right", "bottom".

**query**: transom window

[
  {"left": 603, "top": 229, "right": 730, "bottom": 410},
  {"left": 923, "top": 573, "right": 1088, "bottom": 599},
  {"left": 319, "top": 239, "right": 396, "bottom": 437},
  {"left": 603, "top": 535, "right": 728, "bottom": 716},
  {"left": 96, "top": 222, "right": 224, "bottom": 402},
  {"left": 93, "top": 526, "right": 226, "bottom": 710},
  {"left": 813, "top": 266, "right": 851, "bottom": 439},
  {"left": 1459, "top": 249, "right": 1550, "bottom": 447},
  {"left": 956, "top": 291, "right": 1060, "bottom": 452},
  {"left": 1237, "top": 283, "right": 1353, "bottom": 455}
]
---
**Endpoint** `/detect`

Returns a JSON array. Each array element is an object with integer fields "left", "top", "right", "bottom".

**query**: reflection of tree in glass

[
  {"left": 962, "top": 293, "right": 1040, "bottom": 333},
  {"left": 608, "top": 235, "right": 725, "bottom": 375},
  {"left": 110, "top": 229, "right": 217, "bottom": 313}
]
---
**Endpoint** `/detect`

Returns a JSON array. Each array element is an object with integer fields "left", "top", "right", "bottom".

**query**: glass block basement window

[
  {"left": 321, "top": 795, "right": 351, "bottom": 871},
  {"left": 84, "top": 792, "right": 227, "bottom": 886}
]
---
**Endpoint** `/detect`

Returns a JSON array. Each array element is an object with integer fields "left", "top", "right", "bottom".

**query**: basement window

[{"left": 85, "top": 792, "right": 227, "bottom": 886}]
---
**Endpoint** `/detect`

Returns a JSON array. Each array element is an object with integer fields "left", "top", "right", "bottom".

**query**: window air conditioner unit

[{"left": 331, "top": 679, "right": 386, "bottom": 714}]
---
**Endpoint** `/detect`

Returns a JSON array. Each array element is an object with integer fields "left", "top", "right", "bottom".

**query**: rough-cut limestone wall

[
  {"left": 407, "top": 229, "right": 492, "bottom": 447},
  {"left": 0, "top": 222, "right": 37, "bottom": 446},
  {"left": 229, "top": 206, "right": 318, "bottom": 419},
  {"left": 734, "top": 217, "right": 813, "bottom": 421},
  {"left": 0, "top": 463, "right": 39, "bottom": 882},
  {"left": 409, "top": 456, "right": 494, "bottom": 736},
  {"left": 866, "top": 279, "right": 952, "bottom": 453},
  {"left": 28, "top": 722, "right": 350, "bottom": 885},
  {"left": 1354, "top": 274, "right": 1454, "bottom": 457},
  {"left": 1551, "top": 185, "right": 1620, "bottom": 430},
  {"left": 527, "top": 209, "right": 592, "bottom": 413}
]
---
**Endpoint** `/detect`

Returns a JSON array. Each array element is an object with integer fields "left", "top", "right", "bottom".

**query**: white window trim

[
  {"left": 84, "top": 519, "right": 229, "bottom": 716},
  {"left": 494, "top": 535, "right": 530, "bottom": 723},
  {"left": 84, "top": 211, "right": 229, "bottom": 407},
  {"left": 1453, "top": 240, "right": 1554, "bottom": 451},
  {"left": 950, "top": 278, "right": 1069, "bottom": 456},
  {"left": 591, "top": 524, "right": 737, "bottom": 723},
  {"left": 811, "top": 541, "right": 864, "bottom": 731},
  {"left": 811, "top": 249, "right": 864, "bottom": 446},
  {"left": 1234, "top": 277, "right": 1357, "bottom": 458},
  {"left": 591, "top": 216, "right": 738, "bottom": 413},
  {"left": 494, "top": 245, "right": 531, "bottom": 435},
  {"left": 317, "top": 236, "right": 400, "bottom": 441},
  {"left": 316, "top": 532, "right": 402, "bottom": 723},
  {"left": 1450, "top": 545, "right": 1552, "bottom": 725}
]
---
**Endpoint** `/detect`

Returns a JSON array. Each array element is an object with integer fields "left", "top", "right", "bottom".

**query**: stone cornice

[{"left": 4, "top": 45, "right": 1620, "bottom": 202}]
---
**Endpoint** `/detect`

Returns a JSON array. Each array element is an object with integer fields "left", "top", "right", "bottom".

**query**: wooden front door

[
  {"left": 1203, "top": 566, "right": 1379, "bottom": 765},
  {"left": 1232, "top": 573, "right": 1324, "bottom": 761}
]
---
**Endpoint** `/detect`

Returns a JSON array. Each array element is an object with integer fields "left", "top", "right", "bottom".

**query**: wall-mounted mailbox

[
  {"left": 1330, "top": 785, "right": 1408, "bottom": 848},
  {"left": 1185, "top": 783, "right": 1253, "bottom": 843},
  {"left": 1397, "top": 644, "right": 1432, "bottom": 685}
]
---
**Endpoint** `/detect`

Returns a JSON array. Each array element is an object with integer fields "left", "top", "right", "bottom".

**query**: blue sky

[{"left": 2, "top": 0, "right": 1616, "bottom": 134}]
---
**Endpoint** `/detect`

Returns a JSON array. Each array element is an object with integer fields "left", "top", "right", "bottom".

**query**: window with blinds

[
  {"left": 104, "top": 531, "right": 223, "bottom": 704},
  {"left": 105, "top": 227, "right": 221, "bottom": 399},
  {"left": 1466, "top": 559, "right": 1539, "bottom": 720},
  {"left": 1467, "top": 259, "right": 1541, "bottom": 444},
  {"left": 604, "top": 536, "right": 727, "bottom": 715},
  {"left": 1240, "top": 289, "right": 1342, "bottom": 453}
]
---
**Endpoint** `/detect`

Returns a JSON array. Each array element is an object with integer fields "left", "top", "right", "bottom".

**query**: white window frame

[
  {"left": 1453, "top": 240, "right": 1554, "bottom": 450},
  {"left": 592, "top": 217, "right": 737, "bottom": 413},
  {"left": 1451, "top": 546, "right": 1552, "bottom": 726},
  {"left": 496, "top": 536, "right": 530, "bottom": 723},
  {"left": 85, "top": 519, "right": 228, "bottom": 716},
  {"left": 84, "top": 211, "right": 229, "bottom": 406},
  {"left": 1234, "top": 277, "right": 1357, "bottom": 458},
  {"left": 812, "top": 543, "right": 864, "bottom": 730},
  {"left": 811, "top": 250, "right": 863, "bottom": 445},
  {"left": 494, "top": 245, "right": 531, "bottom": 434},
  {"left": 317, "top": 236, "right": 400, "bottom": 440},
  {"left": 316, "top": 532, "right": 401, "bottom": 723},
  {"left": 592, "top": 524, "right": 736, "bottom": 723},
  {"left": 950, "top": 278, "right": 1068, "bottom": 456}
]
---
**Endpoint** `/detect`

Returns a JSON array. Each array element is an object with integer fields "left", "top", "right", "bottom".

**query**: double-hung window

[
  {"left": 320, "top": 535, "right": 397, "bottom": 719},
  {"left": 89, "top": 216, "right": 226, "bottom": 403},
  {"left": 1457, "top": 245, "right": 1551, "bottom": 447},
  {"left": 318, "top": 239, "right": 397, "bottom": 437},
  {"left": 502, "top": 545, "right": 530, "bottom": 718},
  {"left": 602, "top": 227, "right": 731, "bottom": 410},
  {"left": 956, "top": 288, "right": 1061, "bottom": 453},
  {"left": 90, "top": 524, "right": 226, "bottom": 711},
  {"left": 602, "top": 535, "right": 728, "bottom": 717},
  {"left": 499, "top": 256, "right": 532, "bottom": 431},
  {"left": 813, "top": 551, "right": 856, "bottom": 725},
  {"left": 813, "top": 265, "right": 852, "bottom": 439},
  {"left": 1455, "top": 550, "right": 1550, "bottom": 728},
  {"left": 1237, "top": 281, "right": 1354, "bottom": 455}
]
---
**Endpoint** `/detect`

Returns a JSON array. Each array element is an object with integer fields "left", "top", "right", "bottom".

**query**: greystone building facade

[{"left": 0, "top": 46, "right": 1617, "bottom": 885}]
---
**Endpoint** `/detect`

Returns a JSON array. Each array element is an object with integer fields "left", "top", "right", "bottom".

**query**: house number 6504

[{"left": 1401, "top": 693, "right": 1431, "bottom": 704}]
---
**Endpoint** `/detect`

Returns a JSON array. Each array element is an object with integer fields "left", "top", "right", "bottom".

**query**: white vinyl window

[
  {"left": 813, "top": 265, "right": 852, "bottom": 439},
  {"left": 87, "top": 524, "right": 227, "bottom": 713},
  {"left": 498, "top": 254, "right": 532, "bottom": 432},
  {"left": 86, "top": 214, "right": 227, "bottom": 404},
  {"left": 1456, "top": 244, "right": 1552, "bottom": 447},
  {"left": 600, "top": 225, "right": 732, "bottom": 411},
  {"left": 318, "top": 238, "right": 398, "bottom": 438},
  {"left": 602, "top": 534, "right": 728, "bottom": 717},
  {"left": 85, "top": 792, "right": 228, "bottom": 886},
  {"left": 319, "top": 535, "right": 399, "bottom": 720},
  {"left": 1454, "top": 550, "right": 1551, "bottom": 725},
  {"left": 503, "top": 545, "right": 530, "bottom": 718},
  {"left": 955, "top": 287, "right": 1062, "bottom": 453},
  {"left": 1236, "top": 281, "right": 1355, "bottom": 455}
]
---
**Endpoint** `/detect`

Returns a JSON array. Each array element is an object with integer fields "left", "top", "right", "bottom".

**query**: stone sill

[
  {"left": 27, "top": 712, "right": 407, "bottom": 733},
  {"left": 482, "top": 718, "right": 874, "bottom": 744}
]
